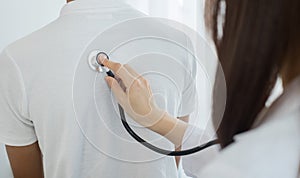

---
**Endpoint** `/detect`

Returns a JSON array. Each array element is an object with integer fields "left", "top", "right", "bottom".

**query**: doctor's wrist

[{"left": 149, "top": 112, "right": 188, "bottom": 147}]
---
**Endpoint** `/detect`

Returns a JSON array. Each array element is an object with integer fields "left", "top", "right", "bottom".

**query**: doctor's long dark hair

[{"left": 207, "top": 0, "right": 300, "bottom": 148}]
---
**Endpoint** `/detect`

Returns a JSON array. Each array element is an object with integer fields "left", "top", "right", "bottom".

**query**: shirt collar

[{"left": 60, "top": 0, "right": 126, "bottom": 16}]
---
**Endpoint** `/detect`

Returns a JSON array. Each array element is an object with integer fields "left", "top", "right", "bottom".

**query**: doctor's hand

[
  {"left": 101, "top": 58, "right": 166, "bottom": 129},
  {"left": 102, "top": 58, "right": 188, "bottom": 146}
]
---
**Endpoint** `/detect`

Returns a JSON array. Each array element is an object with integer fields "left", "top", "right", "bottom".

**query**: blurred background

[{"left": 0, "top": 0, "right": 207, "bottom": 177}]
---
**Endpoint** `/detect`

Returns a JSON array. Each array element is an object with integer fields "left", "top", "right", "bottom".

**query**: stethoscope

[{"left": 88, "top": 51, "right": 219, "bottom": 156}]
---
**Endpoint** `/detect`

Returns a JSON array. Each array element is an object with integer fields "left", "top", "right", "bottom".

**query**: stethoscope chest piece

[{"left": 88, "top": 50, "right": 109, "bottom": 73}]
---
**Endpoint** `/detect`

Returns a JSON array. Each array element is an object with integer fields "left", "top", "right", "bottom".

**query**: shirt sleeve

[
  {"left": 177, "top": 78, "right": 197, "bottom": 117},
  {"left": 177, "top": 36, "right": 198, "bottom": 117},
  {"left": 0, "top": 49, "right": 37, "bottom": 146},
  {"left": 181, "top": 125, "right": 220, "bottom": 177}
]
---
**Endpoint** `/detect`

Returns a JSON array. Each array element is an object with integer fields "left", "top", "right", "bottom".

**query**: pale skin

[{"left": 101, "top": 59, "right": 191, "bottom": 148}]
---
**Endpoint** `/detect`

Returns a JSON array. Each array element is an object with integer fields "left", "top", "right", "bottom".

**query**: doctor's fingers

[
  {"left": 105, "top": 76, "right": 127, "bottom": 106},
  {"left": 102, "top": 59, "right": 139, "bottom": 77},
  {"left": 123, "top": 64, "right": 140, "bottom": 77},
  {"left": 102, "top": 59, "right": 139, "bottom": 87}
]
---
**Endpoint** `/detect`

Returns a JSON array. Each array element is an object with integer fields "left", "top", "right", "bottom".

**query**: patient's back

[{"left": 0, "top": 0, "right": 196, "bottom": 177}]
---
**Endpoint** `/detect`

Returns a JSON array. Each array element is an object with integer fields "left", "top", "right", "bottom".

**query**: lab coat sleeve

[
  {"left": 0, "top": 49, "right": 37, "bottom": 146},
  {"left": 181, "top": 125, "right": 220, "bottom": 177}
]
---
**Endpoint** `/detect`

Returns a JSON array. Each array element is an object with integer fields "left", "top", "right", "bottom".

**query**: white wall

[
  {"left": 0, "top": 0, "right": 65, "bottom": 50},
  {"left": 0, "top": 0, "right": 65, "bottom": 177}
]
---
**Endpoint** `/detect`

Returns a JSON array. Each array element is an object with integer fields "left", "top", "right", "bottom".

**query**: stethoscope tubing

[{"left": 94, "top": 52, "right": 219, "bottom": 156}]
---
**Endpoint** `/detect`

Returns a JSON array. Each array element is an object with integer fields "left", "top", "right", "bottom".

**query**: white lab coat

[{"left": 182, "top": 77, "right": 300, "bottom": 178}]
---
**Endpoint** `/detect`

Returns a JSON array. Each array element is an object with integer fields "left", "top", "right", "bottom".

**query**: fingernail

[{"left": 97, "top": 53, "right": 107, "bottom": 65}]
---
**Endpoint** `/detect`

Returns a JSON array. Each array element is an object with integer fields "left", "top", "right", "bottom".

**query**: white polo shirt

[{"left": 0, "top": 0, "right": 197, "bottom": 177}]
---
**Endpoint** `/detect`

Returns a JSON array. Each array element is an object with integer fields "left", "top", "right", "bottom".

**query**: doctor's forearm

[{"left": 149, "top": 113, "right": 188, "bottom": 147}]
